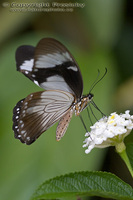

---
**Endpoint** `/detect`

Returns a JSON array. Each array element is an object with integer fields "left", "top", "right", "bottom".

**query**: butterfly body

[
  {"left": 13, "top": 38, "right": 93, "bottom": 144},
  {"left": 74, "top": 94, "right": 93, "bottom": 116}
]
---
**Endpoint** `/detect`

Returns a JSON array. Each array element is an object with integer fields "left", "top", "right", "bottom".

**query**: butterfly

[{"left": 12, "top": 38, "right": 95, "bottom": 145}]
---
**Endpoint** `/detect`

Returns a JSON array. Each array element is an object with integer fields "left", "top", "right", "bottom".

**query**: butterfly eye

[{"left": 88, "top": 93, "right": 93, "bottom": 100}]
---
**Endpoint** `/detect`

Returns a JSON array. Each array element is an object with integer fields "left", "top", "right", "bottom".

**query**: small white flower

[{"left": 83, "top": 110, "right": 133, "bottom": 154}]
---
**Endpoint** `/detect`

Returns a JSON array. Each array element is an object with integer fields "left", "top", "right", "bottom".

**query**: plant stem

[{"left": 116, "top": 142, "right": 133, "bottom": 178}]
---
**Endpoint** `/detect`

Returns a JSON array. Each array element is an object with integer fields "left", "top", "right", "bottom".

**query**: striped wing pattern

[
  {"left": 13, "top": 90, "right": 74, "bottom": 144},
  {"left": 16, "top": 38, "right": 83, "bottom": 99}
]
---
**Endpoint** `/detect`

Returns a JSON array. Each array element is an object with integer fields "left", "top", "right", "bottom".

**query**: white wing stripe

[
  {"left": 67, "top": 66, "right": 78, "bottom": 72},
  {"left": 35, "top": 52, "right": 72, "bottom": 68},
  {"left": 40, "top": 82, "right": 73, "bottom": 94},
  {"left": 20, "top": 59, "right": 34, "bottom": 71}
]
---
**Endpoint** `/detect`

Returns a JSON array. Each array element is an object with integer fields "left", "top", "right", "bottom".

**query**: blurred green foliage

[{"left": 0, "top": 0, "right": 133, "bottom": 200}]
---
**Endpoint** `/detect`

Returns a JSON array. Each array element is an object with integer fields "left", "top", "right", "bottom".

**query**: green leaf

[
  {"left": 31, "top": 171, "right": 133, "bottom": 200},
  {"left": 127, "top": 143, "right": 133, "bottom": 169}
]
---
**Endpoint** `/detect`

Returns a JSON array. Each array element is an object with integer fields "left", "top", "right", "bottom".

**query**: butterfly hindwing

[
  {"left": 13, "top": 90, "right": 74, "bottom": 144},
  {"left": 16, "top": 38, "right": 83, "bottom": 99}
]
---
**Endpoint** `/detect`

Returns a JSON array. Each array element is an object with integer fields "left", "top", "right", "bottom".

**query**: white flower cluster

[{"left": 83, "top": 110, "right": 133, "bottom": 154}]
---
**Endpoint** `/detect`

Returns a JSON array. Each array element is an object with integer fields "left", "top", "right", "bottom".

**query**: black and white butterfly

[{"left": 12, "top": 38, "right": 97, "bottom": 145}]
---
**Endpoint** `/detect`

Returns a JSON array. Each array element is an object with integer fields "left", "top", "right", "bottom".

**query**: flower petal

[{"left": 83, "top": 110, "right": 133, "bottom": 154}]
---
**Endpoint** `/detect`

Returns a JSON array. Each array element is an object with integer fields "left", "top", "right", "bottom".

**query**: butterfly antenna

[
  {"left": 89, "top": 68, "right": 107, "bottom": 93},
  {"left": 79, "top": 115, "right": 88, "bottom": 132},
  {"left": 89, "top": 69, "right": 100, "bottom": 93},
  {"left": 91, "top": 100, "right": 106, "bottom": 117}
]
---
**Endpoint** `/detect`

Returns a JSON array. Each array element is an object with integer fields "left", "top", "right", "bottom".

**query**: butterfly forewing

[
  {"left": 15, "top": 45, "right": 35, "bottom": 81},
  {"left": 13, "top": 90, "right": 74, "bottom": 144},
  {"left": 16, "top": 38, "right": 83, "bottom": 99}
]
